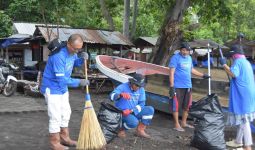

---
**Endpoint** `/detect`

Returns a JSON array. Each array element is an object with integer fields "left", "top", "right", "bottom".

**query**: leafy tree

[
  {"left": 7, "top": 0, "right": 79, "bottom": 24},
  {"left": 3, "top": 0, "right": 255, "bottom": 58},
  {"left": 7, "top": 0, "right": 41, "bottom": 22},
  {"left": 130, "top": 0, "right": 138, "bottom": 39},
  {"left": 149, "top": 0, "right": 233, "bottom": 65},
  {"left": 99, "top": 0, "right": 115, "bottom": 30},
  {"left": 0, "top": 11, "right": 12, "bottom": 37},
  {"left": 123, "top": 0, "right": 130, "bottom": 38}
]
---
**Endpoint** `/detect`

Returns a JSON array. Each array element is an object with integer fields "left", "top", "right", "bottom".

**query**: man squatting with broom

[
  {"left": 40, "top": 34, "right": 89, "bottom": 150},
  {"left": 110, "top": 73, "right": 154, "bottom": 138}
]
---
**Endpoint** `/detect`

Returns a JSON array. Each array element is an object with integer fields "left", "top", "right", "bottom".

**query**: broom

[{"left": 77, "top": 58, "right": 106, "bottom": 150}]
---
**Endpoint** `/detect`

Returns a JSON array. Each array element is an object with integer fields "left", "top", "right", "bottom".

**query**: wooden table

[{"left": 88, "top": 73, "right": 109, "bottom": 93}]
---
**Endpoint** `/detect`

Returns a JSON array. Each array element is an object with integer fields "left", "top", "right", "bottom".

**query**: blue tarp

[
  {"left": 0, "top": 34, "right": 32, "bottom": 48},
  {"left": 0, "top": 38, "right": 30, "bottom": 48}
]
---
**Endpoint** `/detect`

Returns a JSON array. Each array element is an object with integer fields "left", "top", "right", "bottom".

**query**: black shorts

[{"left": 171, "top": 88, "right": 192, "bottom": 112}]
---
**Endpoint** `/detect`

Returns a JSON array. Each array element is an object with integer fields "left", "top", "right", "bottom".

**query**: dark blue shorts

[{"left": 171, "top": 88, "right": 192, "bottom": 112}]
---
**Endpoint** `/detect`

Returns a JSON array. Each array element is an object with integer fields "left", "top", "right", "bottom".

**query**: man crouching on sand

[{"left": 109, "top": 73, "right": 154, "bottom": 138}]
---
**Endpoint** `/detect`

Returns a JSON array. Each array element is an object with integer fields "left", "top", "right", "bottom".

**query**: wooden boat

[
  {"left": 95, "top": 55, "right": 229, "bottom": 114},
  {"left": 96, "top": 55, "right": 176, "bottom": 113}
]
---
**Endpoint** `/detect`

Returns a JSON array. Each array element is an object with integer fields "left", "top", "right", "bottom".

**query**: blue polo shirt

[
  {"left": 109, "top": 82, "right": 146, "bottom": 115},
  {"left": 168, "top": 53, "right": 193, "bottom": 88},
  {"left": 40, "top": 47, "right": 84, "bottom": 94},
  {"left": 229, "top": 58, "right": 255, "bottom": 115}
]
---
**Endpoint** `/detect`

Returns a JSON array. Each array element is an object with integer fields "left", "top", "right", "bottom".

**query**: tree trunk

[
  {"left": 130, "top": 0, "right": 138, "bottom": 39},
  {"left": 39, "top": 1, "right": 52, "bottom": 41},
  {"left": 99, "top": 0, "right": 115, "bottom": 30},
  {"left": 41, "top": 8, "right": 50, "bottom": 41},
  {"left": 149, "top": 0, "right": 190, "bottom": 66},
  {"left": 56, "top": 1, "right": 60, "bottom": 38},
  {"left": 123, "top": 0, "right": 130, "bottom": 39}
]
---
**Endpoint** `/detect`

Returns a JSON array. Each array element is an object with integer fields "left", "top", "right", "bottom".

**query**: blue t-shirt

[
  {"left": 168, "top": 53, "right": 193, "bottom": 88},
  {"left": 202, "top": 57, "right": 214, "bottom": 67},
  {"left": 251, "top": 63, "right": 255, "bottom": 72},
  {"left": 40, "top": 47, "right": 84, "bottom": 94},
  {"left": 229, "top": 58, "right": 255, "bottom": 115},
  {"left": 110, "top": 82, "right": 146, "bottom": 115}
]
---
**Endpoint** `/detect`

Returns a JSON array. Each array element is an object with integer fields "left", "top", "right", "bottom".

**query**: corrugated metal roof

[
  {"left": 13, "top": 22, "right": 70, "bottom": 36},
  {"left": 97, "top": 30, "right": 133, "bottom": 45},
  {"left": 246, "top": 41, "right": 255, "bottom": 46},
  {"left": 37, "top": 27, "right": 105, "bottom": 44},
  {"left": 9, "top": 34, "right": 31, "bottom": 38},
  {"left": 139, "top": 37, "right": 158, "bottom": 46},
  {"left": 189, "top": 39, "right": 228, "bottom": 49},
  {"left": 36, "top": 27, "right": 133, "bottom": 46},
  {"left": 13, "top": 23, "right": 40, "bottom": 35}
]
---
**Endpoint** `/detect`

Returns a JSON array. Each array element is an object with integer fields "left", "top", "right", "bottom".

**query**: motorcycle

[{"left": 0, "top": 62, "right": 18, "bottom": 97}]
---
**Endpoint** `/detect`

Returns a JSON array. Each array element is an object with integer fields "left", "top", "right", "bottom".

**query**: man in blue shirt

[
  {"left": 110, "top": 74, "right": 154, "bottom": 138},
  {"left": 169, "top": 42, "right": 209, "bottom": 132},
  {"left": 220, "top": 45, "right": 255, "bottom": 150},
  {"left": 40, "top": 34, "right": 89, "bottom": 150}
]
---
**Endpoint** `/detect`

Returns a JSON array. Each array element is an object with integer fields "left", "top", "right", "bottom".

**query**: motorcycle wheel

[{"left": 3, "top": 80, "right": 17, "bottom": 97}]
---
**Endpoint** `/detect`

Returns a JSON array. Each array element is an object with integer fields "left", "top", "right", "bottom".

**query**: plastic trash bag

[
  {"left": 97, "top": 102, "right": 122, "bottom": 143},
  {"left": 189, "top": 93, "right": 226, "bottom": 150}
]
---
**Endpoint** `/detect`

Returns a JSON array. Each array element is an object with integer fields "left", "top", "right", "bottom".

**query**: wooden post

[
  {"left": 6, "top": 47, "right": 9, "bottom": 63},
  {"left": 120, "top": 45, "right": 122, "bottom": 57},
  {"left": 0, "top": 48, "right": 3, "bottom": 58},
  {"left": 252, "top": 47, "right": 255, "bottom": 59},
  {"left": 85, "top": 43, "right": 88, "bottom": 52}
]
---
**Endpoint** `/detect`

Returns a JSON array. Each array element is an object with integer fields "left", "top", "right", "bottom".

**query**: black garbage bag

[
  {"left": 97, "top": 102, "right": 122, "bottom": 143},
  {"left": 189, "top": 93, "right": 226, "bottom": 150}
]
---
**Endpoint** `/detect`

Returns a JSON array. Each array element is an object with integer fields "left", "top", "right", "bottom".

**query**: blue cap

[
  {"left": 129, "top": 74, "right": 146, "bottom": 87},
  {"left": 180, "top": 42, "right": 191, "bottom": 51},
  {"left": 227, "top": 44, "right": 244, "bottom": 57}
]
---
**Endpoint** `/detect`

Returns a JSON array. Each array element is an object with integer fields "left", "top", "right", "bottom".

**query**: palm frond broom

[{"left": 77, "top": 59, "right": 106, "bottom": 150}]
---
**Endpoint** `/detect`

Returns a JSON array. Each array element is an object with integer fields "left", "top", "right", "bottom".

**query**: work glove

[
  {"left": 169, "top": 87, "right": 175, "bottom": 99},
  {"left": 220, "top": 57, "right": 227, "bottom": 66},
  {"left": 78, "top": 52, "right": 89, "bottom": 60},
  {"left": 79, "top": 79, "right": 90, "bottom": 87},
  {"left": 120, "top": 92, "right": 131, "bottom": 100},
  {"left": 122, "top": 109, "right": 133, "bottom": 116},
  {"left": 202, "top": 74, "right": 210, "bottom": 79}
]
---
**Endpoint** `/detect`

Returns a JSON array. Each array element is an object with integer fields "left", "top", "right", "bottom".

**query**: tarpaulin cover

[
  {"left": 97, "top": 102, "right": 122, "bottom": 143},
  {"left": 189, "top": 93, "right": 226, "bottom": 150},
  {"left": 0, "top": 38, "right": 29, "bottom": 48}
]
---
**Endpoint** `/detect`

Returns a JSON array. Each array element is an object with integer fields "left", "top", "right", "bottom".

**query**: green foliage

[
  {"left": 131, "top": 0, "right": 175, "bottom": 38},
  {"left": 7, "top": 0, "right": 41, "bottom": 22},
  {"left": 183, "top": 0, "right": 255, "bottom": 43},
  {"left": 7, "top": 0, "right": 79, "bottom": 24},
  {"left": 226, "top": 0, "right": 255, "bottom": 40},
  {"left": 66, "top": 0, "right": 108, "bottom": 28},
  {"left": 3, "top": 0, "right": 255, "bottom": 43},
  {"left": 0, "top": 11, "right": 12, "bottom": 37}
]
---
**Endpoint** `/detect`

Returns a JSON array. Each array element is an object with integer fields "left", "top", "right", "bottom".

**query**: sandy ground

[{"left": 0, "top": 88, "right": 254, "bottom": 150}]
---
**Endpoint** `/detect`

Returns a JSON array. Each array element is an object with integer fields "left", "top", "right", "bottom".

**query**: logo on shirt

[
  {"left": 181, "top": 62, "right": 191, "bottom": 69},
  {"left": 66, "top": 62, "right": 74, "bottom": 71}
]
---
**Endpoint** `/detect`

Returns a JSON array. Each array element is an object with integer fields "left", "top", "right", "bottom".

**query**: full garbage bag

[
  {"left": 97, "top": 102, "right": 122, "bottom": 143},
  {"left": 189, "top": 93, "right": 226, "bottom": 150}
]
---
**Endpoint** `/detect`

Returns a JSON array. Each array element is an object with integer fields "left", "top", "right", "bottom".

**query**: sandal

[
  {"left": 173, "top": 127, "right": 185, "bottom": 132},
  {"left": 182, "top": 124, "right": 194, "bottom": 129},
  {"left": 226, "top": 140, "right": 243, "bottom": 148}
]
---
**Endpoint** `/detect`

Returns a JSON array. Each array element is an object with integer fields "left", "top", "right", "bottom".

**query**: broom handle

[
  {"left": 218, "top": 46, "right": 231, "bottom": 83},
  {"left": 84, "top": 60, "right": 89, "bottom": 94}
]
